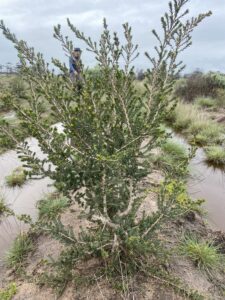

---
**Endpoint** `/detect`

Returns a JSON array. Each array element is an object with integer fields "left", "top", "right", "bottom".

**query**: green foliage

[
  {"left": 195, "top": 96, "right": 214, "bottom": 108},
  {"left": 6, "top": 167, "right": 26, "bottom": 187},
  {"left": 180, "top": 235, "right": 224, "bottom": 272},
  {"left": 6, "top": 233, "right": 33, "bottom": 268},
  {"left": 0, "top": 283, "right": 17, "bottom": 300},
  {"left": 205, "top": 146, "right": 225, "bottom": 166},
  {"left": 37, "top": 193, "right": 70, "bottom": 220}
]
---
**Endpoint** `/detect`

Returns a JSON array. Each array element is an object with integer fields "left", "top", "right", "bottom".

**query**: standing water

[
  {"left": 188, "top": 148, "right": 225, "bottom": 231},
  {"left": 0, "top": 137, "right": 53, "bottom": 273}
]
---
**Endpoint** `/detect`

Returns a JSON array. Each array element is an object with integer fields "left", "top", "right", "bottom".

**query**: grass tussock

[
  {"left": 195, "top": 97, "right": 215, "bottom": 108},
  {"left": 152, "top": 140, "right": 188, "bottom": 174},
  {"left": 6, "top": 234, "right": 33, "bottom": 268},
  {"left": 37, "top": 193, "right": 70, "bottom": 220},
  {"left": 5, "top": 167, "right": 26, "bottom": 188},
  {"left": 167, "top": 102, "right": 225, "bottom": 146},
  {"left": 205, "top": 146, "right": 225, "bottom": 166},
  {"left": 180, "top": 236, "right": 224, "bottom": 272}
]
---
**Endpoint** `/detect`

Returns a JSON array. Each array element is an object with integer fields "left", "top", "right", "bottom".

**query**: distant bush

[
  {"left": 0, "top": 91, "right": 12, "bottom": 112},
  {"left": 10, "top": 76, "right": 27, "bottom": 98},
  {"left": 174, "top": 71, "right": 225, "bottom": 102}
]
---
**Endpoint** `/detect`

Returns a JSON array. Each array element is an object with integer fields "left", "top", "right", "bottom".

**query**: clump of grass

[
  {"left": 152, "top": 140, "right": 188, "bottom": 174},
  {"left": 194, "top": 124, "right": 224, "bottom": 146},
  {"left": 173, "top": 103, "right": 197, "bottom": 131},
  {"left": 5, "top": 167, "right": 26, "bottom": 187},
  {"left": 168, "top": 102, "right": 225, "bottom": 147},
  {"left": 37, "top": 193, "right": 70, "bottom": 220},
  {"left": 205, "top": 146, "right": 225, "bottom": 166},
  {"left": 195, "top": 97, "right": 215, "bottom": 108},
  {"left": 0, "top": 283, "right": 17, "bottom": 300},
  {"left": 180, "top": 236, "right": 224, "bottom": 272},
  {"left": 6, "top": 233, "right": 33, "bottom": 268}
]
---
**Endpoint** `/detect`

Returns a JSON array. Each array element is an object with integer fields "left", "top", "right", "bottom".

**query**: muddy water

[
  {"left": 171, "top": 134, "right": 225, "bottom": 232},
  {"left": 0, "top": 137, "right": 53, "bottom": 267},
  {"left": 188, "top": 148, "right": 225, "bottom": 231}
]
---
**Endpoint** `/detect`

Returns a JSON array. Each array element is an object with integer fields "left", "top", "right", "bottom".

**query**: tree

[{"left": 0, "top": 0, "right": 211, "bottom": 275}]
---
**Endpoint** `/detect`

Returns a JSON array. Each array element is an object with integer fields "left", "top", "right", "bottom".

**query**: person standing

[{"left": 69, "top": 48, "right": 82, "bottom": 82}]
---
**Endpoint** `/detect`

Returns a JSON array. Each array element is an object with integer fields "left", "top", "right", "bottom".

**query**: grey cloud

[{"left": 0, "top": 0, "right": 223, "bottom": 73}]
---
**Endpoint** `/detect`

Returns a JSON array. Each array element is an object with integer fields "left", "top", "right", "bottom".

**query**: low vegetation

[
  {"left": 195, "top": 96, "right": 215, "bottom": 108},
  {"left": 180, "top": 235, "right": 224, "bottom": 272},
  {"left": 6, "top": 233, "right": 33, "bottom": 268},
  {"left": 37, "top": 193, "right": 70, "bottom": 220},
  {"left": 152, "top": 139, "right": 188, "bottom": 176},
  {"left": 205, "top": 146, "right": 225, "bottom": 166},
  {"left": 6, "top": 167, "right": 26, "bottom": 187},
  {"left": 0, "top": 196, "right": 13, "bottom": 217},
  {"left": 166, "top": 102, "right": 225, "bottom": 146},
  {"left": 0, "top": 283, "right": 17, "bottom": 300}
]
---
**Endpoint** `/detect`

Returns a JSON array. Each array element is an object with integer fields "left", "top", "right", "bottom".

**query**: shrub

[
  {"left": 0, "top": 283, "right": 17, "bottom": 300},
  {"left": 0, "top": 0, "right": 211, "bottom": 283},
  {"left": 6, "top": 234, "right": 33, "bottom": 268},
  {"left": 174, "top": 71, "right": 225, "bottom": 102},
  {"left": 38, "top": 193, "right": 70, "bottom": 220},
  {"left": 180, "top": 236, "right": 224, "bottom": 272},
  {"left": 215, "top": 88, "right": 225, "bottom": 108},
  {"left": 205, "top": 146, "right": 225, "bottom": 166},
  {"left": 6, "top": 167, "right": 26, "bottom": 187},
  {"left": 195, "top": 97, "right": 215, "bottom": 108}
]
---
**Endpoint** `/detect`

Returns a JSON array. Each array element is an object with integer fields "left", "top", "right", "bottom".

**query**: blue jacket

[{"left": 69, "top": 56, "right": 80, "bottom": 74}]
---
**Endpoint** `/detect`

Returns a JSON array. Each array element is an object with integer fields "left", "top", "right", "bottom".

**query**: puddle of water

[
  {"left": 188, "top": 148, "right": 225, "bottom": 231},
  {"left": 171, "top": 133, "right": 225, "bottom": 232},
  {"left": 0, "top": 138, "right": 53, "bottom": 266}
]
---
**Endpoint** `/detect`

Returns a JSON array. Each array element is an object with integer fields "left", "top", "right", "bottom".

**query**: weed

[
  {"left": 6, "top": 233, "right": 33, "bottom": 268},
  {"left": 0, "top": 283, "right": 17, "bottom": 300},
  {"left": 5, "top": 167, "right": 26, "bottom": 187},
  {"left": 180, "top": 236, "right": 224, "bottom": 272},
  {"left": 37, "top": 193, "right": 70, "bottom": 220}
]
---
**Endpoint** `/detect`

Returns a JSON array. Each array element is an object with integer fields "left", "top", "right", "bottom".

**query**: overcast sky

[{"left": 0, "top": 0, "right": 224, "bottom": 73}]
